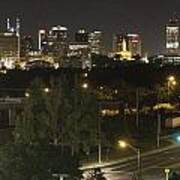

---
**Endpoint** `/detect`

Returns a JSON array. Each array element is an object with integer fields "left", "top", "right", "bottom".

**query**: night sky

[{"left": 0, "top": 0, "right": 180, "bottom": 55}]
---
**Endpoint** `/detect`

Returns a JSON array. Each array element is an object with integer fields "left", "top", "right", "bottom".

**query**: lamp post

[
  {"left": 82, "top": 83, "right": 88, "bottom": 89},
  {"left": 157, "top": 112, "right": 161, "bottom": 148},
  {"left": 136, "top": 88, "right": 139, "bottom": 128},
  {"left": 118, "top": 141, "right": 141, "bottom": 177},
  {"left": 157, "top": 76, "right": 177, "bottom": 148},
  {"left": 167, "top": 76, "right": 176, "bottom": 100},
  {"left": 165, "top": 168, "right": 170, "bottom": 180},
  {"left": 98, "top": 113, "right": 102, "bottom": 164}
]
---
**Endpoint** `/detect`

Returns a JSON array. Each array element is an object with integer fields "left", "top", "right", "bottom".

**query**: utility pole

[
  {"left": 137, "top": 148, "right": 142, "bottom": 180},
  {"left": 16, "top": 17, "right": 21, "bottom": 63},
  {"left": 157, "top": 112, "right": 161, "bottom": 148},
  {"left": 98, "top": 113, "right": 102, "bottom": 164},
  {"left": 157, "top": 88, "right": 161, "bottom": 148},
  {"left": 136, "top": 88, "right": 139, "bottom": 128}
]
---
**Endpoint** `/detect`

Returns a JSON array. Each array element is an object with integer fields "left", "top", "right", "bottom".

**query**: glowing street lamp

[
  {"left": 165, "top": 168, "right": 170, "bottom": 180},
  {"left": 167, "top": 75, "right": 177, "bottom": 90},
  {"left": 25, "top": 92, "right": 30, "bottom": 98},
  {"left": 44, "top": 88, "right": 50, "bottom": 93},
  {"left": 84, "top": 73, "right": 88, "bottom": 77},
  {"left": 176, "top": 135, "right": 180, "bottom": 142},
  {"left": 167, "top": 75, "right": 177, "bottom": 100},
  {"left": 168, "top": 76, "right": 175, "bottom": 82},
  {"left": 82, "top": 83, "right": 88, "bottom": 89},
  {"left": 118, "top": 140, "right": 141, "bottom": 174},
  {"left": 118, "top": 140, "right": 127, "bottom": 148}
]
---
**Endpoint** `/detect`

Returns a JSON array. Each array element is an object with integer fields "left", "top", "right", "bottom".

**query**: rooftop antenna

[
  {"left": 6, "top": 18, "right": 10, "bottom": 31},
  {"left": 16, "top": 17, "right": 20, "bottom": 37},
  {"left": 16, "top": 17, "right": 21, "bottom": 61}
]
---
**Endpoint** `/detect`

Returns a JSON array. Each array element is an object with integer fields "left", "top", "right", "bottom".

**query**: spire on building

[{"left": 6, "top": 18, "right": 10, "bottom": 31}]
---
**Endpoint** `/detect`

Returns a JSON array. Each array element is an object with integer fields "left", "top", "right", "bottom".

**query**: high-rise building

[
  {"left": 113, "top": 33, "right": 141, "bottom": 60},
  {"left": 166, "top": 17, "right": 179, "bottom": 54},
  {"left": 67, "top": 29, "right": 91, "bottom": 69},
  {"left": 21, "top": 35, "right": 34, "bottom": 56},
  {"left": 0, "top": 18, "right": 21, "bottom": 58},
  {"left": 75, "top": 29, "right": 89, "bottom": 43},
  {"left": 38, "top": 25, "right": 68, "bottom": 57},
  {"left": 0, "top": 32, "right": 18, "bottom": 57},
  {"left": 127, "top": 34, "right": 141, "bottom": 57},
  {"left": 38, "top": 29, "right": 47, "bottom": 51},
  {"left": 68, "top": 29, "right": 90, "bottom": 59},
  {"left": 112, "top": 34, "right": 124, "bottom": 53},
  {"left": 88, "top": 30, "right": 103, "bottom": 55}
]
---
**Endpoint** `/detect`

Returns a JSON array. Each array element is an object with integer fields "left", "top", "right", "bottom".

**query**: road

[{"left": 82, "top": 144, "right": 180, "bottom": 179}]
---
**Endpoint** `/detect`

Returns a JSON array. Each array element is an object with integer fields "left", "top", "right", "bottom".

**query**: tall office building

[
  {"left": 75, "top": 29, "right": 89, "bottom": 43},
  {"left": 113, "top": 34, "right": 124, "bottom": 53},
  {"left": 113, "top": 33, "right": 141, "bottom": 60},
  {"left": 68, "top": 29, "right": 90, "bottom": 59},
  {"left": 0, "top": 32, "right": 18, "bottom": 57},
  {"left": 127, "top": 34, "right": 141, "bottom": 57},
  {"left": 38, "top": 25, "right": 68, "bottom": 57},
  {"left": 0, "top": 18, "right": 21, "bottom": 58},
  {"left": 166, "top": 16, "right": 179, "bottom": 54},
  {"left": 48, "top": 25, "right": 68, "bottom": 57},
  {"left": 38, "top": 29, "right": 47, "bottom": 51},
  {"left": 88, "top": 30, "right": 103, "bottom": 55},
  {"left": 21, "top": 35, "right": 34, "bottom": 56},
  {"left": 67, "top": 29, "right": 91, "bottom": 69}
]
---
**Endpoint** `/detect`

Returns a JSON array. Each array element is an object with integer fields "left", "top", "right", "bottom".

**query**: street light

[
  {"left": 167, "top": 75, "right": 177, "bottom": 97},
  {"left": 25, "top": 92, "right": 30, "bottom": 98},
  {"left": 44, "top": 88, "right": 50, "bottom": 93},
  {"left": 82, "top": 83, "right": 88, "bottom": 89},
  {"left": 118, "top": 140, "right": 141, "bottom": 175},
  {"left": 165, "top": 168, "right": 170, "bottom": 180},
  {"left": 118, "top": 140, "right": 127, "bottom": 148},
  {"left": 156, "top": 76, "right": 177, "bottom": 148},
  {"left": 176, "top": 135, "right": 180, "bottom": 142},
  {"left": 168, "top": 76, "right": 175, "bottom": 82}
]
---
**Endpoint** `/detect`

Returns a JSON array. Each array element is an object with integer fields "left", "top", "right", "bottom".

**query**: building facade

[
  {"left": 0, "top": 32, "right": 18, "bottom": 57},
  {"left": 166, "top": 17, "right": 179, "bottom": 54},
  {"left": 113, "top": 33, "right": 141, "bottom": 60},
  {"left": 88, "top": 31, "right": 103, "bottom": 55},
  {"left": 38, "top": 25, "right": 68, "bottom": 58}
]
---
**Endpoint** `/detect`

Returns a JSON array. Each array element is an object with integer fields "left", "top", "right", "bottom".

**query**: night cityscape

[{"left": 0, "top": 0, "right": 179, "bottom": 180}]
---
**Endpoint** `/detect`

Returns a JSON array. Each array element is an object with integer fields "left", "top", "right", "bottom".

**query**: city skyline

[{"left": 0, "top": 0, "right": 180, "bottom": 55}]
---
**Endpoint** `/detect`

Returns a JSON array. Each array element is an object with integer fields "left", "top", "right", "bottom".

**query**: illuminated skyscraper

[
  {"left": 68, "top": 29, "right": 90, "bottom": 59},
  {"left": 21, "top": 35, "right": 34, "bottom": 56},
  {"left": 67, "top": 29, "right": 91, "bottom": 69},
  {"left": 166, "top": 17, "right": 179, "bottom": 54},
  {"left": 0, "top": 18, "right": 21, "bottom": 59},
  {"left": 38, "top": 29, "right": 47, "bottom": 51},
  {"left": 38, "top": 25, "right": 68, "bottom": 57},
  {"left": 113, "top": 34, "right": 124, "bottom": 53},
  {"left": 75, "top": 29, "right": 89, "bottom": 43},
  {"left": 88, "top": 30, "right": 103, "bottom": 55},
  {"left": 0, "top": 32, "right": 18, "bottom": 57},
  {"left": 48, "top": 25, "right": 68, "bottom": 57},
  {"left": 113, "top": 33, "right": 141, "bottom": 60},
  {"left": 127, "top": 34, "right": 141, "bottom": 57}
]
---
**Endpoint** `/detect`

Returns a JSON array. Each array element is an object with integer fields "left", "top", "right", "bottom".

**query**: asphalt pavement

[{"left": 82, "top": 144, "right": 180, "bottom": 179}]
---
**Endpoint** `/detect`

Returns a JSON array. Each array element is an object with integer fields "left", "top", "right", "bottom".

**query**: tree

[
  {"left": 59, "top": 78, "right": 99, "bottom": 155},
  {"left": 0, "top": 78, "right": 82, "bottom": 180},
  {"left": 0, "top": 76, "right": 101, "bottom": 180},
  {"left": 15, "top": 79, "right": 51, "bottom": 144},
  {"left": 169, "top": 171, "right": 180, "bottom": 180}
]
